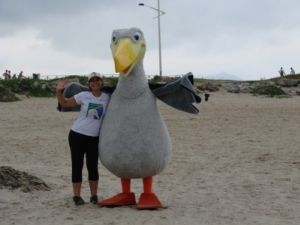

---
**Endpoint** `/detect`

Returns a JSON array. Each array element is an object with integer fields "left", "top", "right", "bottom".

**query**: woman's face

[{"left": 89, "top": 77, "right": 103, "bottom": 91}]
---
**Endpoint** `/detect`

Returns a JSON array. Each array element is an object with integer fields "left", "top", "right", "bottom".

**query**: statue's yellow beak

[{"left": 111, "top": 38, "right": 145, "bottom": 76}]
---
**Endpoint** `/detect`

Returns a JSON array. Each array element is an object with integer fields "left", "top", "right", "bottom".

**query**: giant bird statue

[
  {"left": 98, "top": 28, "right": 199, "bottom": 209},
  {"left": 58, "top": 27, "right": 201, "bottom": 209}
]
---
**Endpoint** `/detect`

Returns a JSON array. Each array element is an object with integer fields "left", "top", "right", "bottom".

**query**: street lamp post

[{"left": 138, "top": 1, "right": 166, "bottom": 77}]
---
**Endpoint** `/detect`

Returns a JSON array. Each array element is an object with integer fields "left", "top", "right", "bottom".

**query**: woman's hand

[
  {"left": 56, "top": 80, "right": 77, "bottom": 107},
  {"left": 56, "top": 80, "right": 70, "bottom": 93}
]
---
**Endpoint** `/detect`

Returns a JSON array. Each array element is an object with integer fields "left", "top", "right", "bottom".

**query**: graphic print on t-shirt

[{"left": 86, "top": 103, "right": 104, "bottom": 120}]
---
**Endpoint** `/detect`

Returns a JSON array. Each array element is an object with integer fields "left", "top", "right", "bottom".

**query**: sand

[{"left": 0, "top": 91, "right": 300, "bottom": 225}]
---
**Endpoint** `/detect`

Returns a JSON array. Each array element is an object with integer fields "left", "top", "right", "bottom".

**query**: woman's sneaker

[
  {"left": 73, "top": 196, "right": 85, "bottom": 206},
  {"left": 90, "top": 195, "right": 98, "bottom": 204}
]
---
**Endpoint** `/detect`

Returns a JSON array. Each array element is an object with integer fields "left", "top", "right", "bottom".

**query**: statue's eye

[
  {"left": 133, "top": 32, "right": 141, "bottom": 41},
  {"left": 112, "top": 34, "right": 117, "bottom": 43}
]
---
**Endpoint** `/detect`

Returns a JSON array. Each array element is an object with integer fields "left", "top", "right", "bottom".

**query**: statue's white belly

[{"left": 99, "top": 90, "right": 172, "bottom": 178}]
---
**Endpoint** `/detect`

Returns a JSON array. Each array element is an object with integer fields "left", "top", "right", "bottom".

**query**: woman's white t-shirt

[{"left": 71, "top": 91, "right": 110, "bottom": 137}]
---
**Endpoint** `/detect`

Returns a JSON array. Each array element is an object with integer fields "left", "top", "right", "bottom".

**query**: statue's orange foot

[
  {"left": 97, "top": 192, "right": 136, "bottom": 207},
  {"left": 137, "top": 193, "right": 165, "bottom": 210}
]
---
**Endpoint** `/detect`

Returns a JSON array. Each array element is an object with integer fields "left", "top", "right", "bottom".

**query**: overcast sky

[{"left": 1, "top": 0, "right": 300, "bottom": 80}]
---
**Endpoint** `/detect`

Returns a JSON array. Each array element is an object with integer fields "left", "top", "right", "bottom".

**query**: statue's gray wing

[
  {"left": 57, "top": 82, "right": 115, "bottom": 112},
  {"left": 57, "top": 73, "right": 201, "bottom": 114},
  {"left": 151, "top": 72, "right": 201, "bottom": 114},
  {"left": 57, "top": 82, "right": 89, "bottom": 112}
]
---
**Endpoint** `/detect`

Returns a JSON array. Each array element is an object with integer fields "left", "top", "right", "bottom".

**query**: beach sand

[{"left": 1, "top": 91, "right": 300, "bottom": 225}]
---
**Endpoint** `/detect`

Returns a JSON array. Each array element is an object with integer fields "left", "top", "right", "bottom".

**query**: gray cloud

[{"left": 1, "top": 0, "right": 300, "bottom": 79}]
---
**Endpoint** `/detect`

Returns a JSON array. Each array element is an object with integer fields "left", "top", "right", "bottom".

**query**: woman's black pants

[{"left": 68, "top": 130, "right": 99, "bottom": 183}]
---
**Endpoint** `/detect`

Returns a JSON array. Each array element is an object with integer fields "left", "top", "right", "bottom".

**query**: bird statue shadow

[{"left": 57, "top": 27, "right": 201, "bottom": 210}]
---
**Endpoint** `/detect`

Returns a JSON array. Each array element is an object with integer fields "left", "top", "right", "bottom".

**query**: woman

[{"left": 56, "top": 72, "right": 110, "bottom": 205}]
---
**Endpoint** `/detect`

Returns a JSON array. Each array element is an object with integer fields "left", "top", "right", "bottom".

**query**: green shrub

[
  {"left": 104, "top": 77, "right": 118, "bottom": 86},
  {"left": 0, "top": 79, "right": 54, "bottom": 97},
  {"left": 148, "top": 75, "right": 162, "bottom": 84},
  {"left": 0, "top": 84, "right": 19, "bottom": 102},
  {"left": 251, "top": 85, "right": 286, "bottom": 97}
]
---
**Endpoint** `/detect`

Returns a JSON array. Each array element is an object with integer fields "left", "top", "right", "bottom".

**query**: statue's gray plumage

[{"left": 99, "top": 28, "right": 172, "bottom": 178}]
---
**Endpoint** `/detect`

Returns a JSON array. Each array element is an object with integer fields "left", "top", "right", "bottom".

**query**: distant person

[
  {"left": 290, "top": 67, "right": 295, "bottom": 75},
  {"left": 2, "top": 70, "right": 7, "bottom": 79},
  {"left": 278, "top": 67, "right": 285, "bottom": 77},
  {"left": 18, "top": 71, "right": 24, "bottom": 79},
  {"left": 2, "top": 70, "right": 10, "bottom": 80}
]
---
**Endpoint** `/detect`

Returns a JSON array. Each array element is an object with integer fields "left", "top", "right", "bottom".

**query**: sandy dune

[{"left": 1, "top": 91, "right": 300, "bottom": 225}]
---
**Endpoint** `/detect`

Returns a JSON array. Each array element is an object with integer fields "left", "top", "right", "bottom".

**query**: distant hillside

[
  {"left": 270, "top": 74, "right": 300, "bottom": 81},
  {"left": 204, "top": 72, "right": 242, "bottom": 81}
]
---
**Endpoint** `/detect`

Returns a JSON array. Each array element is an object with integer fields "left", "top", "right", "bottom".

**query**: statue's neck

[{"left": 115, "top": 62, "right": 148, "bottom": 98}]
